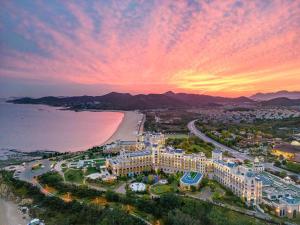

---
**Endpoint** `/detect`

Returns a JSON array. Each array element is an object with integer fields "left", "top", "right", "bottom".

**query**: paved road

[
  {"left": 14, "top": 159, "right": 151, "bottom": 225},
  {"left": 188, "top": 120, "right": 300, "bottom": 179},
  {"left": 54, "top": 160, "right": 66, "bottom": 181},
  {"left": 115, "top": 182, "right": 127, "bottom": 194},
  {"left": 188, "top": 120, "right": 252, "bottom": 161}
]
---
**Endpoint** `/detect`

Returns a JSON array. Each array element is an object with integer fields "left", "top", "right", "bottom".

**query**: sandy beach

[
  {"left": 0, "top": 198, "right": 29, "bottom": 225},
  {"left": 104, "top": 111, "right": 144, "bottom": 144}
]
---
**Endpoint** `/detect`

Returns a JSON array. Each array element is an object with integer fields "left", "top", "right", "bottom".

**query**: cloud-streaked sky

[{"left": 0, "top": 0, "right": 299, "bottom": 97}]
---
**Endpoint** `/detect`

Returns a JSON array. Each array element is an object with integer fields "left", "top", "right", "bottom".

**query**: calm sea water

[{"left": 0, "top": 100, "right": 123, "bottom": 152}]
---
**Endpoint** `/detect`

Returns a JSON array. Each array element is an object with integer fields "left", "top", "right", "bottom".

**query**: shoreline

[
  {"left": 103, "top": 111, "right": 144, "bottom": 145},
  {"left": 1, "top": 101, "right": 144, "bottom": 154},
  {"left": 0, "top": 110, "right": 143, "bottom": 155},
  {"left": 0, "top": 198, "right": 29, "bottom": 225}
]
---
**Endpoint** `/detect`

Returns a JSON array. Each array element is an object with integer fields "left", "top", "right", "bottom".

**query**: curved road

[
  {"left": 188, "top": 120, "right": 300, "bottom": 179},
  {"left": 188, "top": 120, "right": 251, "bottom": 161}
]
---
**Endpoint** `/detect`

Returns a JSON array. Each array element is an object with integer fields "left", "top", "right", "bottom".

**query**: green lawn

[
  {"left": 86, "top": 167, "right": 99, "bottom": 175},
  {"left": 95, "top": 159, "right": 106, "bottom": 167},
  {"left": 209, "top": 181, "right": 245, "bottom": 208},
  {"left": 283, "top": 161, "right": 300, "bottom": 173},
  {"left": 64, "top": 169, "right": 84, "bottom": 183},
  {"left": 165, "top": 134, "right": 189, "bottom": 139},
  {"left": 151, "top": 184, "right": 173, "bottom": 195}
]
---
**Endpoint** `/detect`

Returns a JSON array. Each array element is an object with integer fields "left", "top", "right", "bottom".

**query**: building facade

[
  {"left": 257, "top": 171, "right": 300, "bottom": 219},
  {"left": 106, "top": 147, "right": 208, "bottom": 177},
  {"left": 212, "top": 150, "right": 262, "bottom": 206},
  {"left": 106, "top": 134, "right": 262, "bottom": 206}
]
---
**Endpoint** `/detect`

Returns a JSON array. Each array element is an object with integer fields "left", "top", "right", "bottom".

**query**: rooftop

[
  {"left": 273, "top": 143, "right": 300, "bottom": 153},
  {"left": 282, "top": 196, "right": 300, "bottom": 205},
  {"left": 212, "top": 149, "right": 222, "bottom": 153},
  {"left": 259, "top": 171, "right": 300, "bottom": 200}
]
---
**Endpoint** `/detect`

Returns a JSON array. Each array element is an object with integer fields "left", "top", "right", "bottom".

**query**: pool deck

[{"left": 180, "top": 172, "right": 203, "bottom": 185}]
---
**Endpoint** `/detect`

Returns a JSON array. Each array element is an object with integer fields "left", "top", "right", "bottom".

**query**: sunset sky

[{"left": 0, "top": 0, "right": 299, "bottom": 97}]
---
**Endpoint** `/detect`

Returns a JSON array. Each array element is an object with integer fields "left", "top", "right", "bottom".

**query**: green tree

[
  {"left": 274, "top": 160, "right": 281, "bottom": 167},
  {"left": 159, "top": 193, "right": 181, "bottom": 211},
  {"left": 105, "top": 190, "right": 119, "bottom": 202},
  {"left": 165, "top": 209, "right": 200, "bottom": 225},
  {"left": 279, "top": 171, "right": 287, "bottom": 178}
]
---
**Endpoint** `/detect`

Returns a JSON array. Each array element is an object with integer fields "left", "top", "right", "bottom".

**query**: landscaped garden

[
  {"left": 64, "top": 169, "right": 84, "bottom": 183},
  {"left": 151, "top": 184, "right": 173, "bottom": 195},
  {"left": 85, "top": 166, "right": 98, "bottom": 175},
  {"left": 2, "top": 170, "right": 279, "bottom": 225},
  {"left": 203, "top": 179, "right": 245, "bottom": 208}
]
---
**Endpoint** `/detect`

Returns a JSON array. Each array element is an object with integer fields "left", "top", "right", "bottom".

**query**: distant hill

[
  {"left": 251, "top": 90, "right": 300, "bottom": 101},
  {"left": 8, "top": 91, "right": 254, "bottom": 110},
  {"left": 261, "top": 97, "right": 300, "bottom": 107}
]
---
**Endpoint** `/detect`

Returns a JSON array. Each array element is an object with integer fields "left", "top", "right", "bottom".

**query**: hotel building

[
  {"left": 106, "top": 133, "right": 263, "bottom": 206},
  {"left": 257, "top": 171, "right": 300, "bottom": 218},
  {"left": 212, "top": 150, "right": 263, "bottom": 206},
  {"left": 106, "top": 145, "right": 208, "bottom": 176}
]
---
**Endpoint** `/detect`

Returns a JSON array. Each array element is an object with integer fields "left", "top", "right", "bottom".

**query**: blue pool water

[{"left": 181, "top": 172, "right": 203, "bottom": 185}]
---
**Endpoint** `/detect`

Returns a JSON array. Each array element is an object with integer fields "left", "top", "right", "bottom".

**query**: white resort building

[
  {"left": 212, "top": 150, "right": 263, "bottom": 206},
  {"left": 106, "top": 133, "right": 264, "bottom": 207},
  {"left": 104, "top": 132, "right": 300, "bottom": 217},
  {"left": 106, "top": 142, "right": 208, "bottom": 176}
]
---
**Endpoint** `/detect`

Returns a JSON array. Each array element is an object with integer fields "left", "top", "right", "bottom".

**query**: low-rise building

[
  {"left": 104, "top": 139, "right": 144, "bottom": 153},
  {"left": 272, "top": 143, "right": 300, "bottom": 162},
  {"left": 180, "top": 172, "right": 203, "bottom": 190},
  {"left": 257, "top": 172, "right": 300, "bottom": 218}
]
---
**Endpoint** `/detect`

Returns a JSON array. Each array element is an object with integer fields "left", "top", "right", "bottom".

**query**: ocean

[{"left": 0, "top": 100, "right": 123, "bottom": 153}]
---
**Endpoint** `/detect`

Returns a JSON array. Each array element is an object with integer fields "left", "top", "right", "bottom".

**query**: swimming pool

[{"left": 180, "top": 172, "right": 203, "bottom": 185}]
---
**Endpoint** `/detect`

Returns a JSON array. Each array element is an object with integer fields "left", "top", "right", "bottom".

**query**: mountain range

[
  {"left": 250, "top": 90, "right": 300, "bottom": 101},
  {"left": 8, "top": 90, "right": 300, "bottom": 110}
]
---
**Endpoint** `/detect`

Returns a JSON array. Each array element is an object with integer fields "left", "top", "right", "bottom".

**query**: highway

[
  {"left": 188, "top": 120, "right": 300, "bottom": 179},
  {"left": 188, "top": 120, "right": 252, "bottom": 161}
]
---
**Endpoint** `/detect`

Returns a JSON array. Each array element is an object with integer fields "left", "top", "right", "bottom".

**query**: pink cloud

[{"left": 0, "top": 0, "right": 299, "bottom": 96}]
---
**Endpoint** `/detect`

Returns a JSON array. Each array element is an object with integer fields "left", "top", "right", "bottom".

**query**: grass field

[
  {"left": 283, "top": 161, "right": 300, "bottom": 173},
  {"left": 151, "top": 184, "right": 173, "bottom": 195},
  {"left": 86, "top": 167, "right": 99, "bottom": 175},
  {"left": 165, "top": 134, "right": 189, "bottom": 139},
  {"left": 64, "top": 169, "right": 84, "bottom": 183}
]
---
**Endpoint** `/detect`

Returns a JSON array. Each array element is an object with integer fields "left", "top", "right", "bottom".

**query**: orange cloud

[{"left": 0, "top": 0, "right": 299, "bottom": 97}]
